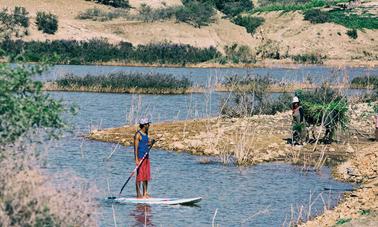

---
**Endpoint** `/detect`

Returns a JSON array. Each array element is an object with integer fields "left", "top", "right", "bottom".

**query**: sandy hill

[{"left": 0, "top": 0, "right": 377, "bottom": 66}]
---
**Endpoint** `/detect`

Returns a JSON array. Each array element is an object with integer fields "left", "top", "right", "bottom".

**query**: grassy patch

[
  {"left": 326, "top": 9, "right": 378, "bottom": 29},
  {"left": 53, "top": 73, "right": 193, "bottom": 94},
  {"left": 335, "top": 218, "right": 352, "bottom": 225},
  {"left": 254, "top": 0, "right": 349, "bottom": 13}
]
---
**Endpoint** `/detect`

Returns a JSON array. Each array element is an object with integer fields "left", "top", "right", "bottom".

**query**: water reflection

[{"left": 130, "top": 204, "right": 155, "bottom": 227}]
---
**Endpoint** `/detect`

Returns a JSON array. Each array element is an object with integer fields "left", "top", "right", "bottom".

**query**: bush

[
  {"left": 303, "top": 9, "right": 329, "bottom": 23},
  {"left": 346, "top": 28, "right": 358, "bottom": 39},
  {"left": 232, "top": 15, "right": 264, "bottom": 34},
  {"left": 213, "top": 0, "right": 254, "bottom": 17},
  {"left": 176, "top": 1, "right": 215, "bottom": 28},
  {"left": 224, "top": 43, "right": 256, "bottom": 64},
  {"left": 77, "top": 7, "right": 127, "bottom": 21},
  {"left": 92, "top": 0, "right": 130, "bottom": 8},
  {"left": 292, "top": 53, "right": 326, "bottom": 64},
  {"left": 256, "top": 39, "right": 281, "bottom": 60},
  {"left": 0, "top": 7, "right": 29, "bottom": 39},
  {"left": 36, "top": 11, "right": 58, "bottom": 34}
]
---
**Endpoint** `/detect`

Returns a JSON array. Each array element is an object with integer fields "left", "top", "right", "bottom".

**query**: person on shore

[
  {"left": 134, "top": 117, "right": 155, "bottom": 198},
  {"left": 292, "top": 96, "right": 306, "bottom": 145}
]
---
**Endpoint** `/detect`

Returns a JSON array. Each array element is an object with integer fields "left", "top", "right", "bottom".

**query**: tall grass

[
  {"left": 350, "top": 75, "right": 378, "bottom": 89},
  {"left": 53, "top": 72, "right": 193, "bottom": 94}
]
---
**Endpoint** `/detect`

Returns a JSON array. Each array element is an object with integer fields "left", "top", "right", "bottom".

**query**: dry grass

[{"left": 0, "top": 138, "right": 97, "bottom": 226}]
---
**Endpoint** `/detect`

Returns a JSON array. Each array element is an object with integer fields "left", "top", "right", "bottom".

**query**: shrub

[
  {"left": 292, "top": 53, "right": 326, "bottom": 64},
  {"left": 36, "top": 11, "right": 58, "bottom": 34},
  {"left": 92, "top": 0, "right": 130, "bottom": 8},
  {"left": 213, "top": 0, "right": 254, "bottom": 17},
  {"left": 256, "top": 39, "right": 281, "bottom": 60},
  {"left": 0, "top": 7, "right": 29, "bottom": 39},
  {"left": 77, "top": 7, "right": 127, "bottom": 21},
  {"left": 346, "top": 28, "right": 358, "bottom": 39},
  {"left": 303, "top": 9, "right": 329, "bottom": 23},
  {"left": 232, "top": 15, "right": 264, "bottom": 34},
  {"left": 176, "top": 1, "right": 215, "bottom": 28},
  {"left": 224, "top": 43, "right": 256, "bottom": 64}
]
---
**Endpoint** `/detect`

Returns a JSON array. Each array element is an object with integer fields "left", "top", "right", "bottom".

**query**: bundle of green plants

[
  {"left": 292, "top": 53, "right": 326, "bottom": 64},
  {"left": 36, "top": 11, "right": 58, "bottom": 34},
  {"left": 232, "top": 15, "right": 264, "bottom": 34},
  {"left": 0, "top": 39, "right": 221, "bottom": 65},
  {"left": 77, "top": 7, "right": 127, "bottom": 21},
  {"left": 350, "top": 75, "right": 378, "bottom": 89},
  {"left": 89, "top": 0, "right": 130, "bottom": 8},
  {"left": 0, "top": 6, "right": 29, "bottom": 39},
  {"left": 254, "top": 0, "right": 348, "bottom": 13},
  {"left": 55, "top": 72, "right": 193, "bottom": 94},
  {"left": 295, "top": 86, "right": 349, "bottom": 142}
]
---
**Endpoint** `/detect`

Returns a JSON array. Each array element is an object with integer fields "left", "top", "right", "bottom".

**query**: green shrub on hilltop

[
  {"left": 232, "top": 15, "right": 265, "bottom": 34},
  {"left": 303, "top": 9, "right": 329, "bottom": 23},
  {"left": 36, "top": 11, "right": 58, "bottom": 34},
  {"left": 346, "top": 28, "right": 358, "bottom": 39},
  {"left": 176, "top": 1, "right": 215, "bottom": 27}
]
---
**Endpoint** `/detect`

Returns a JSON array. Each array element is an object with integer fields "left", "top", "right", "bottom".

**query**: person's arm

[{"left": 134, "top": 133, "right": 141, "bottom": 165}]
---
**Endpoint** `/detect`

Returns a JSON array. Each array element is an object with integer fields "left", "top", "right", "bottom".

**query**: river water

[{"left": 43, "top": 65, "right": 370, "bottom": 226}]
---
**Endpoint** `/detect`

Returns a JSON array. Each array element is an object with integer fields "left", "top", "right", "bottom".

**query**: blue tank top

[{"left": 137, "top": 131, "right": 149, "bottom": 159}]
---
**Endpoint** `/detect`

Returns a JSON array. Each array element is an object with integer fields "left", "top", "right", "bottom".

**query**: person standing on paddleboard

[{"left": 134, "top": 117, "right": 155, "bottom": 198}]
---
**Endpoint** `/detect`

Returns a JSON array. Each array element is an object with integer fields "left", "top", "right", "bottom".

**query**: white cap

[
  {"left": 292, "top": 96, "right": 299, "bottom": 103},
  {"left": 139, "top": 117, "right": 151, "bottom": 125}
]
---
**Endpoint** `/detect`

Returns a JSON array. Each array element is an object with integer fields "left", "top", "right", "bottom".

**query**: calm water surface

[{"left": 44, "top": 65, "right": 362, "bottom": 226}]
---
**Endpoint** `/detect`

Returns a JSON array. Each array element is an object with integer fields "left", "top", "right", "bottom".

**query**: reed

[{"left": 52, "top": 72, "right": 193, "bottom": 94}]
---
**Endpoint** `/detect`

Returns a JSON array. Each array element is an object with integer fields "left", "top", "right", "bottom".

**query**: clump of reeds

[
  {"left": 350, "top": 75, "right": 378, "bottom": 89},
  {"left": 53, "top": 72, "right": 193, "bottom": 94}
]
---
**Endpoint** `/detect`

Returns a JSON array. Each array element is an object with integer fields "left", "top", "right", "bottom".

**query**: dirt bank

[{"left": 88, "top": 102, "right": 377, "bottom": 225}]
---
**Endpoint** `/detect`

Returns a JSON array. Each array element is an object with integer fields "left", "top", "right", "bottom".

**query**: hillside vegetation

[{"left": 0, "top": 0, "right": 377, "bottom": 66}]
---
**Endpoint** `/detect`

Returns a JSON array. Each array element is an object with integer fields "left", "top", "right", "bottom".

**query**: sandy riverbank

[{"left": 88, "top": 103, "right": 377, "bottom": 225}]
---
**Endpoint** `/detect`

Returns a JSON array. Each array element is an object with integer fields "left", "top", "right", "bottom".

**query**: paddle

[{"left": 118, "top": 139, "right": 155, "bottom": 196}]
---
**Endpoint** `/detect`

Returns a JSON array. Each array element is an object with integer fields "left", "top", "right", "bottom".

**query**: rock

[
  {"left": 329, "top": 147, "right": 336, "bottom": 152},
  {"left": 172, "top": 142, "right": 185, "bottom": 150}
]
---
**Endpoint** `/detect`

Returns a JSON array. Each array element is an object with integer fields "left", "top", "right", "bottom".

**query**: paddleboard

[{"left": 108, "top": 197, "right": 202, "bottom": 205}]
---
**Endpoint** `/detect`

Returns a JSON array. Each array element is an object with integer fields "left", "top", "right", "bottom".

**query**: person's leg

[
  {"left": 136, "top": 181, "right": 142, "bottom": 198},
  {"left": 142, "top": 181, "right": 149, "bottom": 198}
]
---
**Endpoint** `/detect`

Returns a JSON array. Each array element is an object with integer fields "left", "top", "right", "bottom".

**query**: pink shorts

[{"left": 136, "top": 158, "right": 150, "bottom": 182}]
